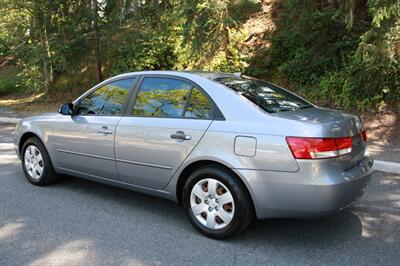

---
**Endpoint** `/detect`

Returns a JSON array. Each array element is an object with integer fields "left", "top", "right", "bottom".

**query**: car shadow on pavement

[
  {"left": 56, "top": 176, "right": 367, "bottom": 244},
  {"left": 0, "top": 173, "right": 400, "bottom": 265}
]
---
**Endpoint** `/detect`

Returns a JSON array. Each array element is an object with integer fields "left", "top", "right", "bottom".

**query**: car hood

[{"left": 22, "top": 112, "right": 60, "bottom": 121}]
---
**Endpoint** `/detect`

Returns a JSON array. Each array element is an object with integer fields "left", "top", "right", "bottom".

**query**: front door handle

[
  {"left": 170, "top": 131, "right": 191, "bottom": 140},
  {"left": 97, "top": 126, "right": 113, "bottom": 135}
]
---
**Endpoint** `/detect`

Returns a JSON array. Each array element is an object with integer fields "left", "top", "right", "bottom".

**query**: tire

[
  {"left": 182, "top": 165, "right": 254, "bottom": 239},
  {"left": 21, "top": 137, "right": 59, "bottom": 186}
]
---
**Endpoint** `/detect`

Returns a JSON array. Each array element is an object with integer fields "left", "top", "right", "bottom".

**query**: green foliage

[
  {"left": 322, "top": 0, "right": 400, "bottom": 109},
  {"left": 16, "top": 64, "right": 44, "bottom": 93},
  {"left": 263, "top": 0, "right": 399, "bottom": 110},
  {"left": 268, "top": 1, "right": 356, "bottom": 83},
  {"left": 111, "top": 32, "right": 178, "bottom": 74},
  {"left": 0, "top": 0, "right": 398, "bottom": 111},
  {"left": 180, "top": 0, "right": 260, "bottom": 70},
  {"left": 0, "top": 65, "right": 22, "bottom": 95}
]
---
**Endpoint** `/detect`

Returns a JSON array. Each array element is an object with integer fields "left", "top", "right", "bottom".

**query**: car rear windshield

[{"left": 215, "top": 77, "right": 313, "bottom": 113}]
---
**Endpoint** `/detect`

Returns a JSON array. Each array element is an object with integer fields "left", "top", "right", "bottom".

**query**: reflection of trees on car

[
  {"left": 216, "top": 78, "right": 312, "bottom": 113},
  {"left": 133, "top": 87, "right": 212, "bottom": 118},
  {"left": 133, "top": 88, "right": 190, "bottom": 117},
  {"left": 79, "top": 84, "right": 129, "bottom": 115},
  {"left": 185, "top": 88, "right": 212, "bottom": 118},
  {"left": 98, "top": 85, "right": 129, "bottom": 114}
]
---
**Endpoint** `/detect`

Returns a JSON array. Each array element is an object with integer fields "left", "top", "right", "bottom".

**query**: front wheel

[
  {"left": 183, "top": 166, "right": 254, "bottom": 239},
  {"left": 22, "top": 137, "right": 59, "bottom": 186}
]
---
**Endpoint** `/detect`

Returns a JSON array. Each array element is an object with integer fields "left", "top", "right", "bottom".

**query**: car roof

[
  {"left": 113, "top": 70, "right": 242, "bottom": 81},
  {"left": 182, "top": 71, "right": 242, "bottom": 80}
]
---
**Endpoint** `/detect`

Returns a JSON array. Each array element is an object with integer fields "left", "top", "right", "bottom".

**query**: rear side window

[
  {"left": 215, "top": 77, "right": 313, "bottom": 113},
  {"left": 184, "top": 88, "right": 212, "bottom": 119},
  {"left": 78, "top": 78, "right": 135, "bottom": 115},
  {"left": 132, "top": 77, "right": 213, "bottom": 119}
]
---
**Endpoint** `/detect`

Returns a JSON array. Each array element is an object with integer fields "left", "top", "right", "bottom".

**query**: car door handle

[
  {"left": 170, "top": 131, "right": 191, "bottom": 140},
  {"left": 97, "top": 126, "right": 113, "bottom": 135}
]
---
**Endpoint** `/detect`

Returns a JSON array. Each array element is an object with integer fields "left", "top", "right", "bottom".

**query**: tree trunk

[
  {"left": 92, "top": 0, "right": 103, "bottom": 82},
  {"left": 222, "top": 7, "right": 232, "bottom": 58},
  {"left": 33, "top": 0, "right": 53, "bottom": 92}
]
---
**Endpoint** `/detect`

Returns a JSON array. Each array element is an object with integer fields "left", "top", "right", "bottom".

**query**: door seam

[
  {"left": 113, "top": 116, "right": 124, "bottom": 180},
  {"left": 162, "top": 119, "right": 214, "bottom": 189}
]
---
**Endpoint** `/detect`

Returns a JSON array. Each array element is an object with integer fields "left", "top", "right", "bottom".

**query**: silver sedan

[{"left": 14, "top": 71, "right": 373, "bottom": 238}]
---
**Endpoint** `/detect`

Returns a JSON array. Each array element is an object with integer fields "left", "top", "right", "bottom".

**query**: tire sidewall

[{"left": 183, "top": 166, "right": 252, "bottom": 239}]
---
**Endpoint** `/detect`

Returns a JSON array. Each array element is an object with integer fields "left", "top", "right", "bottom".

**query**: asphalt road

[{"left": 1, "top": 123, "right": 399, "bottom": 266}]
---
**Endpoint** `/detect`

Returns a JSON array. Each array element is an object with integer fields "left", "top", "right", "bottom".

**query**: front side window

[
  {"left": 77, "top": 78, "right": 135, "bottom": 115},
  {"left": 132, "top": 77, "right": 193, "bottom": 118},
  {"left": 215, "top": 77, "right": 313, "bottom": 113}
]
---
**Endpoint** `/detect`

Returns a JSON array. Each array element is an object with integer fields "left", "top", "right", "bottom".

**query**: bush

[
  {"left": 261, "top": 0, "right": 400, "bottom": 110},
  {"left": 16, "top": 64, "right": 43, "bottom": 93},
  {"left": 111, "top": 32, "right": 177, "bottom": 74},
  {"left": 0, "top": 65, "right": 22, "bottom": 95}
]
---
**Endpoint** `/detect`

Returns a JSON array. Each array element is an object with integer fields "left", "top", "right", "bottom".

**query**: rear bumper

[{"left": 236, "top": 155, "right": 373, "bottom": 219}]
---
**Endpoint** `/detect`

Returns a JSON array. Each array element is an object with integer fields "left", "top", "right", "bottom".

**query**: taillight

[
  {"left": 286, "top": 137, "right": 353, "bottom": 159},
  {"left": 362, "top": 129, "right": 367, "bottom": 142}
]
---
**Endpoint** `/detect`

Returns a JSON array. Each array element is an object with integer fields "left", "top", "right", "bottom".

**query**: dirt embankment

[{"left": 362, "top": 110, "right": 400, "bottom": 162}]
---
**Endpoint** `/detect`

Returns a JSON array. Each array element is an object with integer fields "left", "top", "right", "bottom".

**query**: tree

[
  {"left": 0, "top": 0, "right": 398, "bottom": 110},
  {"left": 92, "top": 0, "right": 103, "bottom": 82},
  {"left": 32, "top": 0, "right": 53, "bottom": 91}
]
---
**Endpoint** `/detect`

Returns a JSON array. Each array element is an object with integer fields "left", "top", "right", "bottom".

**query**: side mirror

[{"left": 59, "top": 103, "right": 74, "bottom": 115}]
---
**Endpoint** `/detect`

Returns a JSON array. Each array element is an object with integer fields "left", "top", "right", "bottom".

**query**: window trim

[
  {"left": 125, "top": 74, "right": 224, "bottom": 120},
  {"left": 73, "top": 76, "right": 138, "bottom": 117}
]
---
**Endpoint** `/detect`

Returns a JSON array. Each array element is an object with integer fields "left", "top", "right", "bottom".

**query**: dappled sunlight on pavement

[
  {"left": 0, "top": 220, "right": 25, "bottom": 241},
  {"left": 0, "top": 142, "right": 15, "bottom": 151},
  {"left": 28, "top": 240, "right": 95, "bottom": 266},
  {"left": 0, "top": 153, "right": 19, "bottom": 165},
  {"left": 124, "top": 257, "right": 157, "bottom": 266},
  {"left": 351, "top": 173, "right": 400, "bottom": 244}
]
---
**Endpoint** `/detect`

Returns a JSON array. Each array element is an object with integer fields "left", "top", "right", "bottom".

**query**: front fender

[{"left": 14, "top": 114, "right": 59, "bottom": 160}]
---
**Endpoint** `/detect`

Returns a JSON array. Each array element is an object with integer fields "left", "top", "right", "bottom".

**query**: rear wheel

[
  {"left": 183, "top": 166, "right": 254, "bottom": 239},
  {"left": 22, "top": 137, "right": 59, "bottom": 186}
]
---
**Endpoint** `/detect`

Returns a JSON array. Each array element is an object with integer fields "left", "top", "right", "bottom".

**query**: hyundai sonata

[{"left": 14, "top": 71, "right": 373, "bottom": 238}]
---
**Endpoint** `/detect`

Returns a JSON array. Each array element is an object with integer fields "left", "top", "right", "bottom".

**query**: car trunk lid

[{"left": 275, "top": 107, "right": 366, "bottom": 170}]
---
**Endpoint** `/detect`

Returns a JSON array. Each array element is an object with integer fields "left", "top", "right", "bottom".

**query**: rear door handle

[
  {"left": 170, "top": 131, "right": 191, "bottom": 140},
  {"left": 97, "top": 126, "right": 113, "bottom": 135}
]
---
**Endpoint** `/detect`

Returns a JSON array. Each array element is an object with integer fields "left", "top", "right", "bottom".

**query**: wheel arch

[
  {"left": 19, "top": 132, "right": 45, "bottom": 156},
  {"left": 175, "top": 160, "right": 256, "bottom": 211}
]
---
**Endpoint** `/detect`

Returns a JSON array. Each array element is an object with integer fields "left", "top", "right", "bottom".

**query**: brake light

[
  {"left": 362, "top": 129, "right": 367, "bottom": 142},
  {"left": 286, "top": 137, "right": 353, "bottom": 159}
]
